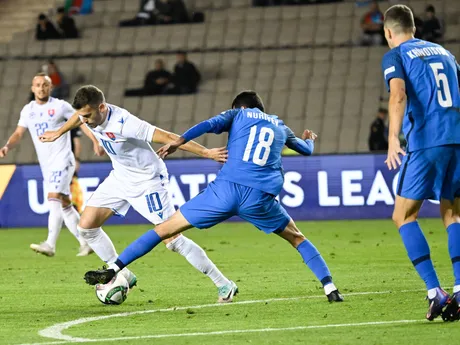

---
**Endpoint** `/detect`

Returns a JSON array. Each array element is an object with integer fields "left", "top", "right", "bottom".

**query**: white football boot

[
  {"left": 30, "top": 242, "right": 55, "bottom": 257},
  {"left": 120, "top": 268, "right": 137, "bottom": 290},
  {"left": 76, "top": 244, "right": 94, "bottom": 257}
]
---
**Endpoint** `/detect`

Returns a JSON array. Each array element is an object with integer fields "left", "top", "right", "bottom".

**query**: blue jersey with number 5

[
  {"left": 206, "top": 108, "right": 294, "bottom": 196},
  {"left": 382, "top": 39, "right": 460, "bottom": 152}
]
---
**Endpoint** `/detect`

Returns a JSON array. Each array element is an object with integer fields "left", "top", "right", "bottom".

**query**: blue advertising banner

[{"left": 0, "top": 155, "right": 439, "bottom": 228}]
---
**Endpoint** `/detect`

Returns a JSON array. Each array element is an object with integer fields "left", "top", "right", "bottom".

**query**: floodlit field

[{"left": 2, "top": 219, "right": 460, "bottom": 345}]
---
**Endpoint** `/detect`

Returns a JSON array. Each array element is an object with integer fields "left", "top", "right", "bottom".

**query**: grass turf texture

[{"left": 2, "top": 219, "right": 460, "bottom": 345}]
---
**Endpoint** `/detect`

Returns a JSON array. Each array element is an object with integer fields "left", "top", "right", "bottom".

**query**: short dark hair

[
  {"left": 384, "top": 4, "right": 415, "bottom": 34},
  {"left": 57, "top": 6, "right": 65, "bottom": 14},
  {"left": 38, "top": 13, "right": 47, "bottom": 20},
  {"left": 232, "top": 90, "right": 265, "bottom": 112},
  {"left": 426, "top": 5, "right": 435, "bottom": 13},
  {"left": 378, "top": 107, "right": 388, "bottom": 114},
  {"left": 72, "top": 85, "right": 105, "bottom": 110}
]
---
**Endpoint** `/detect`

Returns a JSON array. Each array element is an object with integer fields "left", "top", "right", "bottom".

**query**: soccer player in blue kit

[
  {"left": 382, "top": 5, "right": 460, "bottom": 321},
  {"left": 85, "top": 91, "right": 343, "bottom": 303}
]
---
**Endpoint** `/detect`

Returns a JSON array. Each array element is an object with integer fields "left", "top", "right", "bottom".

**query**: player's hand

[
  {"left": 0, "top": 146, "right": 8, "bottom": 158},
  {"left": 385, "top": 136, "right": 406, "bottom": 170},
  {"left": 205, "top": 147, "right": 228, "bottom": 163},
  {"left": 157, "top": 143, "right": 179, "bottom": 159},
  {"left": 93, "top": 143, "right": 105, "bottom": 157},
  {"left": 39, "top": 130, "right": 60, "bottom": 142},
  {"left": 302, "top": 129, "right": 317, "bottom": 141}
]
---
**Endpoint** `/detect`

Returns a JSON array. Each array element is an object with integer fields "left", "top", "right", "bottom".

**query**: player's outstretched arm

[
  {"left": 285, "top": 127, "right": 317, "bottom": 156},
  {"left": 39, "top": 112, "right": 82, "bottom": 142},
  {"left": 385, "top": 78, "right": 407, "bottom": 170},
  {"left": 0, "top": 126, "right": 27, "bottom": 158},
  {"left": 153, "top": 127, "right": 227, "bottom": 163}
]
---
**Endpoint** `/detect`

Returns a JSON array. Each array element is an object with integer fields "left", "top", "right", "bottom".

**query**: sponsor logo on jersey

[
  {"left": 106, "top": 132, "right": 116, "bottom": 140},
  {"left": 48, "top": 109, "right": 55, "bottom": 117},
  {"left": 29, "top": 112, "right": 36, "bottom": 119}
]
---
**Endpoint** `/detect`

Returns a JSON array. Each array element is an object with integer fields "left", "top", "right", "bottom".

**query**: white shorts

[
  {"left": 43, "top": 162, "right": 75, "bottom": 196},
  {"left": 86, "top": 171, "right": 175, "bottom": 225}
]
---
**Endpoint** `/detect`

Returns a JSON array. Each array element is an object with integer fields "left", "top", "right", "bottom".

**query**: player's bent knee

[{"left": 278, "top": 220, "right": 306, "bottom": 248}]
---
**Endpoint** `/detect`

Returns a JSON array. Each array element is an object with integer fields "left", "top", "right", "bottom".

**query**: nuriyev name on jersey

[
  {"left": 406, "top": 46, "right": 449, "bottom": 59},
  {"left": 246, "top": 112, "right": 279, "bottom": 126}
]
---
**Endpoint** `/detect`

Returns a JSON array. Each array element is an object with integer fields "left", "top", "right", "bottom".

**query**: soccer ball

[{"left": 95, "top": 273, "right": 129, "bottom": 305}]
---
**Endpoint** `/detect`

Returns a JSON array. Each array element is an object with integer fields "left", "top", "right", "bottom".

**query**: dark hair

[
  {"left": 378, "top": 107, "right": 388, "bottom": 114},
  {"left": 232, "top": 90, "right": 265, "bottom": 112},
  {"left": 38, "top": 13, "right": 47, "bottom": 20},
  {"left": 426, "top": 5, "right": 435, "bottom": 13},
  {"left": 57, "top": 6, "right": 65, "bottom": 14},
  {"left": 384, "top": 4, "right": 415, "bottom": 34},
  {"left": 72, "top": 85, "right": 105, "bottom": 110}
]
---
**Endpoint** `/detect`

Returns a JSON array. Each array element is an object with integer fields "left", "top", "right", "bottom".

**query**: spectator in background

[
  {"left": 56, "top": 7, "right": 79, "bottom": 39},
  {"left": 422, "top": 5, "right": 443, "bottom": 43},
  {"left": 413, "top": 10, "right": 424, "bottom": 39},
  {"left": 120, "top": 0, "right": 156, "bottom": 26},
  {"left": 44, "top": 60, "right": 70, "bottom": 99},
  {"left": 36, "top": 13, "right": 61, "bottom": 40},
  {"left": 154, "top": 0, "right": 189, "bottom": 25},
  {"left": 170, "top": 51, "right": 201, "bottom": 94},
  {"left": 359, "top": 1, "right": 383, "bottom": 46},
  {"left": 125, "top": 59, "right": 173, "bottom": 96},
  {"left": 368, "top": 108, "right": 388, "bottom": 152}
]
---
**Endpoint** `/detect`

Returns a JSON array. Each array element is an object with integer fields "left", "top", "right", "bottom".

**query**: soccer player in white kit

[
  {"left": 40, "top": 85, "right": 238, "bottom": 302},
  {"left": 0, "top": 74, "right": 102, "bottom": 256}
]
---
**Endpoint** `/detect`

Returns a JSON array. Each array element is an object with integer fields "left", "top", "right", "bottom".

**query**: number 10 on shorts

[{"left": 145, "top": 192, "right": 162, "bottom": 213}]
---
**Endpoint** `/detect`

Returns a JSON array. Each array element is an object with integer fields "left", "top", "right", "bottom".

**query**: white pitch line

[
  {"left": 18, "top": 289, "right": 425, "bottom": 345},
  {"left": 19, "top": 319, "right": 426, "bottom": 345}
]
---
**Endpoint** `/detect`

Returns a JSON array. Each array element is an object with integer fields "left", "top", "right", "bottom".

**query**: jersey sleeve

[
  {"left": 17, "top": 107, "right": 29, "bottom": 128},
  {"left": 61, "top": 101, "right": 75, "bottom": 120},
  {"left": 382, "top": 49, "right": 406, "bottom": 92},
  {"left": 120, "top": 113, "right": 156, "bottom": 142},
  {"left": 182, "top": 109, "right": 238, "bottom": 142},
  {"left": 284, "top": 126, "right": 314, "bottom": 156}
]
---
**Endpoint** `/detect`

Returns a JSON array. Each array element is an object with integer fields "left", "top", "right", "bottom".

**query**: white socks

[
  {"left": 62, "top": 205, "right": 86, "bottom": 246},
  {"left": 78, "top": 226, "right": 118, "bottom": 263},
  {"left": 453, "top": 285, "right": 460, "bottom": 294},
  {"left": 428, "top": 288, "right": 438, "bottom": 299},
  {"left": 324, "top": 282, "right": 337, "bottom": 295},
  {"left": 166, "top": 235, "right": 231, "bottom": 288},
  {"left": 46, "top": 199, "right": 64, "bottom": 249}
]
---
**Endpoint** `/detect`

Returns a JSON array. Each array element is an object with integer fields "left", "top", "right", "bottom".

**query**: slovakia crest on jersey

[
  {"left": 48, "top": 109, "right": 55, "bottom": 117},
  {"left": 106, "top": 132, "right": 116, "bottom": 141}
]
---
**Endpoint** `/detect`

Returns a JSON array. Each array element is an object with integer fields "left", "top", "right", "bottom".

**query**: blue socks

[
  {"left": 447, "top": 223, "right": 460, "bottom": 286},
  {"left": 297, "top": 239, "right": 332, "bottom": 286},
  {"left": 399, "top": 221, "right": 440, "bottom": 290},
  {"left": 116, "top": 230, "right": 162, "bottom": 270}
]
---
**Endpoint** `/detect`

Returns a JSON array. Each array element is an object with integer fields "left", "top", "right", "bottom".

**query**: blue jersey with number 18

[
  {"left": 205, "top": 108, "right": 294, "bottom": 196},
  {"left": 382, "top": 39, "right": 460, "bottom": 152}
]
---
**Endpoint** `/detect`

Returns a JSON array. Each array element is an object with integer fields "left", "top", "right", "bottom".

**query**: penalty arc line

[{"left": 18, "top": 289, "right": 425, "bottom": 345}]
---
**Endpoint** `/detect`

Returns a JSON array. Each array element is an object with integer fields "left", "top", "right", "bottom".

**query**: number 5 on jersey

[
  {"left": 429, "top": 62, "right": 453, "bottom": 107},
  {"left": 243, "top": 125, "right": 275, "bottom": 166}
]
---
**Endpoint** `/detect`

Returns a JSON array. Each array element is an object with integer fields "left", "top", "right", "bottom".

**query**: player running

[
  {"left": 0, "top": 73, "right": 101, "bottom": 257},
  {"left": 382, "top": 5, "right": 460, "bottom": 321},
  {"left": 84, "top": 90, "right": 344, "bottom": 303},
  {"left": 40, "top": 85, "right": 238, "bottom": 302}
]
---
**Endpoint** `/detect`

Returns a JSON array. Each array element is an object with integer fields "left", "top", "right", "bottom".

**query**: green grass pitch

[{"left": 2, "top": 219, "right": 460, "bottom": 345}]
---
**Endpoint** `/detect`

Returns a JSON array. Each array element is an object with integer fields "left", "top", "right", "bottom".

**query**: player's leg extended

[
  {"left": 131, "top": 179, "right": 234, "bottom": 294},
  {"left": 277, "top": 219, "right": 343, "bottom": 302},
  {"left": 30, "top": 194, "right": 64, "bottom": 257}
]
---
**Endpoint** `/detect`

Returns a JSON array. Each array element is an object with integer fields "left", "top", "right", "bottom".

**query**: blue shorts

[
  {"left": 180, "top": 179, "right": 291, "bottom": 234},
  {"left": 397, "top": 145, "right": 460, "bottom": 201}
]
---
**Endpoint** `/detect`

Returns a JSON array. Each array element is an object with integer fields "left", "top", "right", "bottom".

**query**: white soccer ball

[{"left": 95, "top": 273, "right": 129, "bottom": 305}]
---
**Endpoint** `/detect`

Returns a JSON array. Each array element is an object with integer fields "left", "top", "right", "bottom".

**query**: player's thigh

[
  {"left": 128, "top": 180, "right": 176, "bottom": 226},
  {"left": 79, "top": 206, "right": 114, "bottom": 229},
  {"left": 441, "top": 145, "right": 460, "bottom": 202},
  {"left": 238, "top": 187, "right": 291, "bottom": 234},
  {"left": 392, "top": 195, "right": 423, "bottom": 227},
  {"left": 397, "top": 147, "right": 451, "bottom": 202},
  {"left": 85, "top": 173, "right": 130, "bottom": 221},
  {"left": 45, "top": 163, "right": 75, "bottom": 199},
  {"left": 179, "top": 180, "right": 237, "bottom": 229}
]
